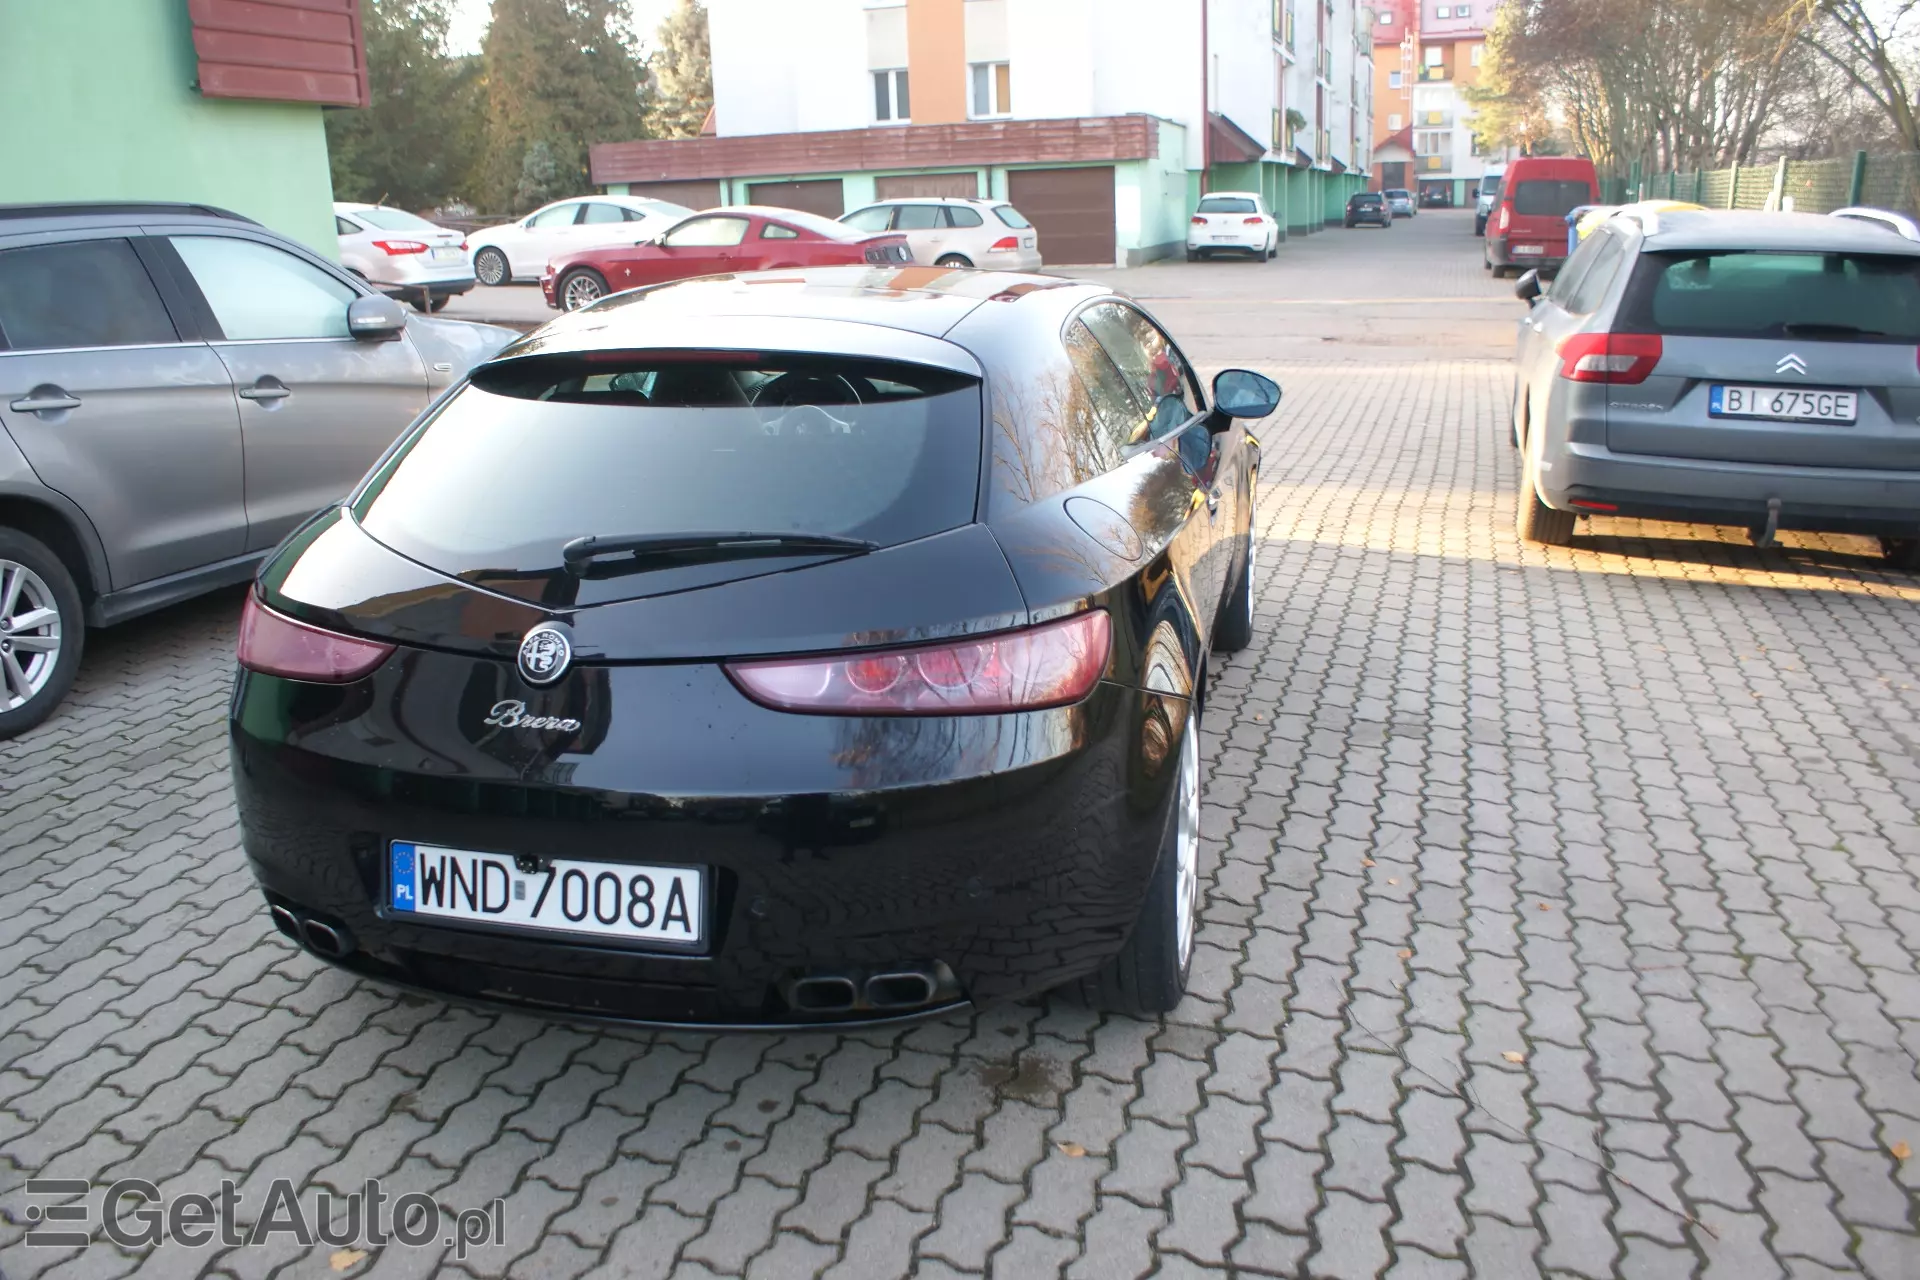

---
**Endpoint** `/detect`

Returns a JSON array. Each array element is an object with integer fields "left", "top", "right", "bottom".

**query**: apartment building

[
  {"left": 588, "top": 0, "right": 1375, "bottom": 266},
  {"left": 1369, "top": 0, "right": 1513, "bottom": 204}
]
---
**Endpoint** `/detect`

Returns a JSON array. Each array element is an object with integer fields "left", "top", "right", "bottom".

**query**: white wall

[
  {"left": 1008, "top": 0, "right": 1096, "bottom": 120},
  {"left": 1209, "top": 0, "right": 1277, "bottom": 155},
  {"left": 709, "top": 0, "right": 873, "bottom": 136},
  {"left": 1091, "top": 0, "right": 1205, "bottom": 167}
]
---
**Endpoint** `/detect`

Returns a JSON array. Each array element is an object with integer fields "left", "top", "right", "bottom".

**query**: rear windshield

[
  {"left": 1619, "top": 250, "right": 1920, "bottom": 341},
  {"left": 993, "top": 206, "right": 1032, "bottom": 229},
  {"left": 1480, "top": 176, "right": 1503, "bottom": 196},
  {"left": 1352, "top": 194, "right": 1382, "bottom": 205},
  {"left": 355, "top": 207, "right": 440, "bottom": 231},
  {"left": 1198, "top": 197, "right": 1257, "bottom": 214},
  {"left": 1512, "top": 179, "right": 1592, "bottom": 218},
  {"left": 353, "top": 355, "right": 983, "bottom": 578}
]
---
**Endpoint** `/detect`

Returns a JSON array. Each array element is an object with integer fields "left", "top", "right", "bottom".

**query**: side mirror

[
  {"left": 1211, "top": 369, "right": 1282, "bottom": 422},
  {"left": 347, "top": 294, "right": 407, "bottom": 340},
  {"left": 1513, "top": 269, "right": 1544, "bottom": 304}
]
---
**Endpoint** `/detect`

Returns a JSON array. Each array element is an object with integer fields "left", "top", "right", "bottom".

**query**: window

[
  {"left": 1470, "top": 43, "right": 1484, "bottom": 66},
  {"left": 527, "top": 204, "right": 579, "bottom": 229},
  {"left": 1077, "top": 303, "right": 1200, "bottom": 444},
  {"left": 1512, "top": 179, "right": 1593, "bottom": 217},
  {"left": 893, "top": 204, "right": 943, "bottom": 231},
  {"left": 662, "top": 216, "right": 750, "bottom": 247},
  {"left": 1415, "top": 130, "right": 1449, "bottom": 156},
  {"left": 1388, "top": 70, "right": 1402, "bottom": 88},
  {"left": 1063, "top": 321, "right": 1147, "bottom": 471},
  {"left": 1619, "top": 250, "right": 1920, "bottom": 341},
  {"left": 352, "top": 356, "right": 985, "bottom": 588},
  {"left": 1547, "top": 230, "right": 1610, "bottom": 309},
  {"left": 335, "top": 216, "right": 360, "bottom": 236},
  {"left": 1424, "top": 46, "right": 1443, "bottom": 66},
  {"left": 1388, "top": 113, "right": 1403, "bottom": 130},
  {"left": 1378, "top": 9, "right": 1393, "bottom": 20},
  {"left": 873, "top": 68, "right": 909, "bottom": 122},
  {"left": 169, "top": 236, "right": 355, "bottom": 341},
  {"left": 842, "top": 206, "right": 894, "bottom": 232},
  {"left": 0, "top": 239, "right": 177, "bottom": 352},
  {"left": 761, "top": 223, "right": 799, "bottom": 239},
  {"left": 355, "top": 207, "right": 439, "bottom": 231},
  {"left": 580, "top": 203, "right": 627, "bottom": 225},
  {"left": 1435, "top": 4, "right": 1450, "bottom": 14},
  {"left": 970, "top": 61, "right": 1011, "bottom": 117},
  {"left": 1197, "top": 197, "right": 1258, "bottom": 214},
  {"left": 992, "top": 205, "right": 1032, "bottom": 229},
  {"left": 1565, "top": 234, "right": 1627, "bottom": 314},
  {"left": 947, "top": 205, "right": 984, "bottom": 228}
]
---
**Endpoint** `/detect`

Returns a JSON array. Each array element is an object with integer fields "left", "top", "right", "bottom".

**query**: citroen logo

[{"left": 1776, "top": 353, "right": 1808, "bottom": 376}]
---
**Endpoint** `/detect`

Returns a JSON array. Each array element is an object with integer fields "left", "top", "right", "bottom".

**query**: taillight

[
  {"left": 726, "top": 611, "right": 1111, "bottom": 715},
  {"left": 373, "top": 239, "right": 429, "bottom": 255},
  {"left": 1191, "top": 215, "right": 1208, "bottom": 225},
  {"left": 989, "top": 236, "right": 1019, "bottom": 250},
  {"left": 459, "top": 238, "right": 469, "bottom": 251},
  {"left": 1243, "top": 217, "right": 1264, "bottom": 225},
  {"left": 1555, "top": 333, "right": 1663, "bottom": 384},
  {"left": 1497, "top": 205, "right": 1510, "bottom": 233},
  {"left": 237, "top": 594, "right": 395, "bottom": 683},
  {"left": 864, "top": 241, "right": 907, "bottom": 264}
]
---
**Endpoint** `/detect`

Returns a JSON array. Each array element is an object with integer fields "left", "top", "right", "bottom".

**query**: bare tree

[{"left": 1787, "top": 0, "right": 1920, "bottom": 149}]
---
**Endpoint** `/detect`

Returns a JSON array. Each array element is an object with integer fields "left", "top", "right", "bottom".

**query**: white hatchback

[
  {"left": 333, "top": 203, "right": 473, "bottom": 313},
  {"left": 1186, "top": 193, "right": 1279, "bottom": 261},
  {"left": 467, "top": 195, "right": 692, "bottom": 286},
  {"left": 839, "top": 198, "right": 1042, "bottom": 270}
]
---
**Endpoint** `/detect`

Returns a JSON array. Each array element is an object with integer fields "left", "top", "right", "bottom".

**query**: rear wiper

[
  {"left": 561, "top": 531, "right": 877, "bottom": 575},
  {"left": 1780, "top": 322, "right": 1892, "bottom": 338}
]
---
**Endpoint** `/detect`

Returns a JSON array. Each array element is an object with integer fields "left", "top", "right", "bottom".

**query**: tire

[
  {"left": 934, "top": 253, "right": 973, "bottom": 268},
  {"left": 474, "top": 247, "right": 510, "bottom": 287},
  {"left": 0, "top": 529, "right": 85, "bottom": 741},
  {"left": 1082, "top": 698, "right": 1201, "bottom": 1014},
  {"left": 1186, "top": 249, "right": 1200, "bottom": 262},
  {"left": 1515, "top": 435, "right": 1575, "bottom": 546},
  {"left": 559, "top": 268, "right": 608, "bottom": 312},
  {"left": 1880, "top": 537, "right": 1920, "bottom": 570},
  {"left": 1213, "top": 489, "right": 1256, "bottom": 653}
]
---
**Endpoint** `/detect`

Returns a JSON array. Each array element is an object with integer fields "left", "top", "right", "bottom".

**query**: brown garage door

[
  {"left": 876, "top": 171, "right": 980, "bottom": 200},
  {"left": 624, "top": 180, "right": 722, "bottom": 210},
  {"left": 746, "top": 179, "right": 846, "bottom": 218},
  {"left": 1007, "top": 166, "right": 1115, "bottom": 265}
]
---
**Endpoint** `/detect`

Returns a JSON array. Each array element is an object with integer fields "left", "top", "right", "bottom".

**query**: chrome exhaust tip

[{"left": 864, "top": 970, "right": 937, "bottom": 1009}]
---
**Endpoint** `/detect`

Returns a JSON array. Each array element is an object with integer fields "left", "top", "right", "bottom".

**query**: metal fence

[{"left": 1616, "top": 150, "right": 1920, "bottom": 217}]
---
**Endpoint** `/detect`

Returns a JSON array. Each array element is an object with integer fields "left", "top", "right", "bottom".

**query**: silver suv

[
  {"left": 0, "top": 203, "right": 514, "bottom": 737},
  {"left": 1510, "top": 209, "right": 1920, "bottom": 566}
]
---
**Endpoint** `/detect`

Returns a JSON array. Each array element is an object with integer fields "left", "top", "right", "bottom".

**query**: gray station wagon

[
  {"left": 0, "top": 203, "right": 514, "bottom": 738},
  {"left": 1510, "top": 209, "right": 1920, "bottom": 566}
]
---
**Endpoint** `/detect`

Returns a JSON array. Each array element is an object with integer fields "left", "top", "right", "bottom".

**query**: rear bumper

[
  {"left": 376, "top": 277, "right": 475, "bottom": 300},
  {"left": 230, "top": 675, "right": 1184, "bottom": 1026},
  {"left": 1188, "top": 232, "right": 1268, "bottom": 252},
  {"left": 1546, "top": 442, "right": 1920, "bottom": 535},
  {"left": 980, "top": 248, "right": 1044, "bottom": 272},
  {"left": 1487, "top": 235, "right": 1567, "bottom": 269}
]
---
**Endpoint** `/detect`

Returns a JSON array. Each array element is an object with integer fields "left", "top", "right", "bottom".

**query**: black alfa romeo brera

[{"left": 229, "top": 265, "right": 1281, "bottom": 1027}]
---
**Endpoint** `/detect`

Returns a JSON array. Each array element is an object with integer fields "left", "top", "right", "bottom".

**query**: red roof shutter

[{"left": 189, "top": 0, "right": 369, "bottom": 108}]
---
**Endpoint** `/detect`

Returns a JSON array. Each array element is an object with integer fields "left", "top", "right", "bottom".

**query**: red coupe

[{"left": 541, "top": 206, "right": 914, "bottom": 310}]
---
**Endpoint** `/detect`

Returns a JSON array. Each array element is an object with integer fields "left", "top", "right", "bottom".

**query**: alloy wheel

[
  {"left": 0, "top": 559, "right": 62, "bottom": 712},
  {"left": 475, "top": 249, "right": 507, "bottom": 287},
  {"left": 563, "top": 275, "right": 604, "bottom": 311},
  {"left": 1173, "top": 715, "right": 1201, "bottom": 967}
]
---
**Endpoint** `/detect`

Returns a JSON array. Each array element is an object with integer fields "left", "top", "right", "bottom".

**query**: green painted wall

[{"left": 0, "top": 0, "right": 338, "bottom": 254}]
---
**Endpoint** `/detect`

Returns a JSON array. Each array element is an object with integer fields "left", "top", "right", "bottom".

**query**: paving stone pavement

[{"left": 4, "top": 212, "right": 1920, "bottom": 1278}]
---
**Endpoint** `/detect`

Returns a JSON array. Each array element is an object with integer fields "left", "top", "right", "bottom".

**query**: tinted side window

[
  {"left": 946, "top": 206, "right": 984, "bottom": 228},
  {"left": 526, "top": 204, "right": 578, "bottom": 229},
  {"left": 1512, "top": 179, "right": 1591, "bottom": 218},
  {"left": 842, "top": 206, "right": 894, "bottom": 232},
  {"left": 579, "top": 203, "right": 626, "bottom": 224},
  {"left": 1064, "top": 320, "right": 1146, "bottom": 473},
  {"left": 335, "top": 217, "right": 360, "bottom": 235},
  {"left": 894, "top": 205, "right": 942, "bottom": 230},
  {"left": 762, "top": 223, "right": 799, "bottom": 240},
  {"left": 1547, "top": 229, "right": 1608, "bottom": 307},
  {"left": 1078, "top": 302, "right": 1199, "bottom": 440},
  {"left": 1565, "top": 235, "right": 1627, "bottom": 314},
  {"left": 663, "top": 216, "right": 749, "bottom": 247},
  {"left": 170, "top": 236, "right": 356, "bottom": 341},
  {"left": 0, "top": 239, "right": 178, "bottom": 351}
]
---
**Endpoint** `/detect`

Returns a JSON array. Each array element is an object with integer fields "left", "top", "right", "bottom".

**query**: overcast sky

[{"left": 445, "top": 0, "right": 682, "bottom": 57}]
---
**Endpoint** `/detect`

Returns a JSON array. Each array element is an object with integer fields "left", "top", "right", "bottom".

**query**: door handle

[
  {"left": 1207, "top": 487, "right": 1222, "bottom": 515},
  {"left": 9, "top": 390, "right": 81, "bottom": 414},
  {"left": 238, "top": 382, "right": 292, "bottom": 403}
]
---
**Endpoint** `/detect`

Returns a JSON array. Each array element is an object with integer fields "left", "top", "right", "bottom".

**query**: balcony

[
  {"left": 1419, "top": 110, "right": 1453, "bottom": 127},
  {"left": 1419, "top": 64, "right": 1448, "bottom": 81}
]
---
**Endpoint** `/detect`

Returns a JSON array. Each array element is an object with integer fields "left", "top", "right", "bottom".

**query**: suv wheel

[
  {"left": 1082, "top": 700, "right": 1201, "bottom": 1014},
  {"left": 934, "top": 254, "right": 973, "bottom": 268},
  {"left": 0, "top": 529, "right": 84, "bottom": 740},
  {"left": 1880, "top": 537, "right": 1920, "bottom": 570}
]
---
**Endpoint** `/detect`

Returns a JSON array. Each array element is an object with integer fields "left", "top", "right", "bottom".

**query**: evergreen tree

[
  {"left": 645, "top": 0, "right": 713, "bottom": 139},
  {"left": 325, "top": 0, "right": 485, "bottom": 211},
  {"left": 481, "top": 0, "right": 651, "bottom": 211}
]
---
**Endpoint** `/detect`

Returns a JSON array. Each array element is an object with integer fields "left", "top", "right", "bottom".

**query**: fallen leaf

[
  {"left": 1387, "top": 878, "right": 1399, "bottom": 886},
  {"left": 1057, "top": 1141, "right": 1087, "bottom": 1158},
  {"left": 1396, "top": 949, "right": 1413, "bottom": 959},
  {"left": 1362, "top": 859, "right": 1375, "bottom": 867},
  {"left": 1892, "top": 1140, "right": 1911, "bottom": 1161},
  {"left": 330, "top": 1250, "right": 367, "bottom": 1273},
  {"left": 1538, "top": 903, "right": 1553, "bottom": 911},
  {"left": 1502, "top": 1051, "right": 1526, "bottom": 1064}
]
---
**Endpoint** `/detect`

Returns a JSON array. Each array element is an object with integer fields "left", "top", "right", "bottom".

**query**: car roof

[
  {"left": 0, "top": 201, "right": 258, "bottom": 231},
  {"left": 858, "top": 196, "right": 1006, "bottom": 206},
  {"left": 705, "top": 205, "right": 875, "bottom": 239},
  {"left": 1199, "top": 191, "right": 1262, "bottom": 199},
  {"left": 498, "top": 265, "right": 1107, "bottom": 357},
  {"left": 1631, "top": 209, "right": 1920, "bottom": 255}
]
